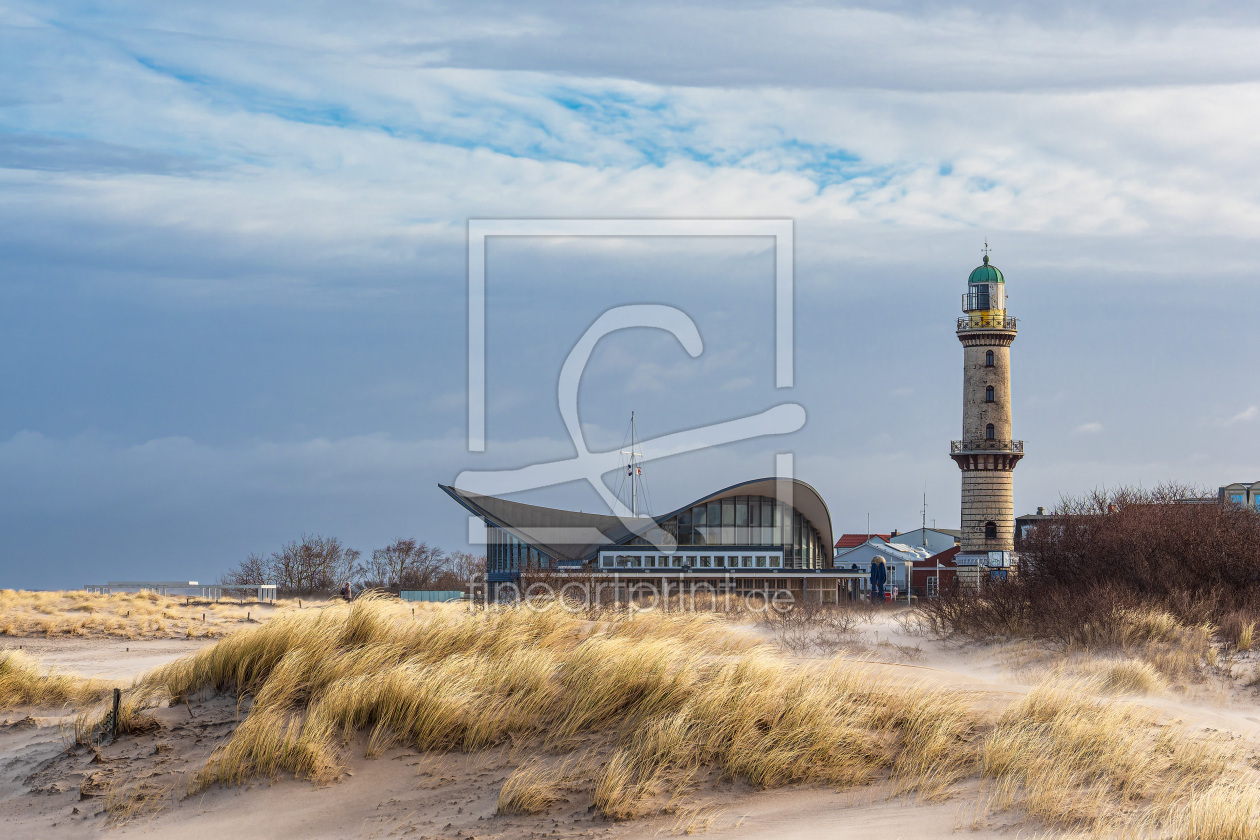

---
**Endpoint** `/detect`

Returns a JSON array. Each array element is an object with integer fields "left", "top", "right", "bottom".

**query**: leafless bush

[
  {"left": 763, "top": 600, "right": 864, "bottom": 655},
  {"left": 919, "top": 484, "right": 1260, "bottom": 658}
]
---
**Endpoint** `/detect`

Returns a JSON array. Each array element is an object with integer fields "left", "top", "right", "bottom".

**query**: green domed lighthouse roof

[{"left": 968, "top": 254, "right": 1004, "bottom": 284}]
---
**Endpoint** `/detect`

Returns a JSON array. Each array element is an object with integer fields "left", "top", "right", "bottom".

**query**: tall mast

[
  {"left": 922, "top": 487, "right": 927, "bottom": 547},
  {"left": 631, "top": 412, "right": 637, "bottom": 517},
  {"left": 620, "top": 411, "right": 643, "bottom": 517}
]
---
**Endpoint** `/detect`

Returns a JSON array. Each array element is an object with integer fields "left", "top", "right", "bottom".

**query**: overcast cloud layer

[{"left": 2, "top": 1, "right": 1259, "bottom": 588}]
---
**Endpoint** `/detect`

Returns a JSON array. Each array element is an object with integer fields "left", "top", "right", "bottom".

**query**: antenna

[
  {"left": 922, "top": 484, "right": 928, "bottom": 547},
  {"left": 619, "top": 411, "right": 644, "bottom": 517}
]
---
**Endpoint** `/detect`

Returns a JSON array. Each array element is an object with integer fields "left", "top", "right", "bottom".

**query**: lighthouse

[{"left": 950, "top": 247, "right": 1023, "bottom": 587}]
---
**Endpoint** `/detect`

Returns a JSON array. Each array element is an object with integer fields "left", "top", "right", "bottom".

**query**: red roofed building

[
  {"left": 911, "top": 545, "right": 959, "bottom": 597},
  {"left": 834, "top": 533, "right": 890, "bottom": 552}
]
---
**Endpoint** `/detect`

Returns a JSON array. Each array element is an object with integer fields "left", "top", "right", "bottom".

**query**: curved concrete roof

[
  {"left": 440, "top": 477, "right": 833, "bottom": 565},
  {"left": 652, "top": 477, "right": 834, "bottom": 554}
]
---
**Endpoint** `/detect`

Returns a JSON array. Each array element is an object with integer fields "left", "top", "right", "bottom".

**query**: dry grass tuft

[
  {"left": 496, "top": 760, "right": 574, "bottom": 815},
  {"left": 1079, "top": 659, "right": 1169, "bottom": 696},
  {"left": 73, "top": 688, "right": 162, "bottom": 746},
  {"left": 1162, "top": 781, "right": 1260, "bottom": 840},
  {"left": 981, "top": 677, "right": 1243, "bottom": 832},
  {"left": 0, "top": 649, "right": 110, "bottom": 706},
  {"left": 102, "top": 775, "right": 182, "bottom": 827}
]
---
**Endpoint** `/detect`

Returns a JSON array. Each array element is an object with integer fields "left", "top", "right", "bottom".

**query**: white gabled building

[
  {"left": 885, "top": 527, "right": 961, "bottom": 557},
  {"left": 834, "top": 539, "right": 931, "bottom": 590}
]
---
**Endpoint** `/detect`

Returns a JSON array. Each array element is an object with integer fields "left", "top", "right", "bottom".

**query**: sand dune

[{"left": 2, "top": 599, "right": 1258, "bottom": 838}]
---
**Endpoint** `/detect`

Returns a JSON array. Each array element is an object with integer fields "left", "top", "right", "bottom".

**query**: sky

[{"left": 2, "top": 1, "right": 1259, "bottom": 588}]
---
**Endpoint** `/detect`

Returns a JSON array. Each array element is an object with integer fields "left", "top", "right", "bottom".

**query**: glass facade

[
  {"left": 636, "top": 495, "right": 828, "bottom": 570},
  {"left": 487, "top": 526, "right": 552, "bottom": 573},
  {"left": 483, "top": 494, "right": 828, "bottom": 574}
]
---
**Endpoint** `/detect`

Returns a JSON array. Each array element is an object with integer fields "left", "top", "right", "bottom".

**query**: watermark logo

[
  {"left": 465, "top": 573, "right": 799, "bottom": 615},
  {"left": 457, "top": 219, "right": 804, "bottom": 552}
]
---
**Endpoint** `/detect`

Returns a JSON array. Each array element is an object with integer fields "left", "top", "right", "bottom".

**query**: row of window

[
  {"left": 1227, "top": 494, "right": 1260, "bottom": 510},
  {"left": 652, "top": 495, "right": 827, "bottom": 569},
  {"left": 600, "top": 553, "right": 784, "bottom": 569}
]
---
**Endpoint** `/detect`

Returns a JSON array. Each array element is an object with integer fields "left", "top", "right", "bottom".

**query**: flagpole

[{"left": 631, "top": 411, "right": 637, "bottom": 517}]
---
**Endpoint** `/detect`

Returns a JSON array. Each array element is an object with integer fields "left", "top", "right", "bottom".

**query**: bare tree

[
  {"left": 364, "top": 539, "right": 447, "bottom": 591},
  {"left": 227, "top": 534, "right": 362, "bottom": 596},
  {"left": 218, "top": 552, "right": 271, "bottom": 598},
  {"left": 446, "top": 551, "right": 486, "bottom": 587}
]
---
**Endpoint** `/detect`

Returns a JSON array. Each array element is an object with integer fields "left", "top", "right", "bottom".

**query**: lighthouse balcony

[
  {"left": 957, "top": 315, "right": 1017, "bottom": 331},
  {"left": 951, "top": 439, "right": 1025, "bottom": 454}
]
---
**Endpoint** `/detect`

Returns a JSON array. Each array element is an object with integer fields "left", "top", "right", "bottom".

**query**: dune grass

[
  {"left": 0, "top": 588, "right": 293, "bottom": 640},
  {"left": 0, "top": 649, "right": 111, "bottom": 707},
  {"left": 128, "top": 595, "right": 1260, "bottom": 835}
]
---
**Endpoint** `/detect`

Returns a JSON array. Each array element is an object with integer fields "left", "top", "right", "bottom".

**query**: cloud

[
  {"left": 4, "top": 1, "right": 1260, "bottom": 589},
  {"left": 1226, "top": 406, "right": 1259, "bottom": 425}
]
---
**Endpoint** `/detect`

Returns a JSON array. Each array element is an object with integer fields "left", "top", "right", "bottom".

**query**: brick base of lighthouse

[{"left": 957, "top": 468, "right": 1015, "bottom": 589}]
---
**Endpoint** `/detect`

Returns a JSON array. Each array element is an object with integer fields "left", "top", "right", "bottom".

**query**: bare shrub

[
  {"left": 763, "top": 601, "right": 863, "bottom": 655},
  {"left": 919, "top": 485, "right": 1260, "bottom": 664}
]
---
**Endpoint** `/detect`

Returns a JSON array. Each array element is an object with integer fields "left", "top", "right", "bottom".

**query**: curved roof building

[{"left": 441, "top": 478, "right": 835, "bottom": 584}]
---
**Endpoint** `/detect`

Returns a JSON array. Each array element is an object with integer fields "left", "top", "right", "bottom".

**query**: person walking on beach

[
  {"left": 870, "top": 556, "right": 887, "bottom": 603},
  {"left": 340, "top": 580, "right": 354, "bottom": 602}
]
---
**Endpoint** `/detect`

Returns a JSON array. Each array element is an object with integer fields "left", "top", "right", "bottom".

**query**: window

[
  {"left": 985, "top": 350, "right": 994, "bottom": 367},
  {"left": 985, "top": 385, "right": 995, "bottom": 402},
  {"left": 985, "top": 521, "right": 998, "bottom": 540},
  {"left": 742, "top": 556, "right": 754, "bottom": 568},
  {"left": 986, "top": 423, "right": 995, "bottom": 440}
]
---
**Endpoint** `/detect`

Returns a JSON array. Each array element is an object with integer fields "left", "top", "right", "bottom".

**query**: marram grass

[
  {"left": 138, "top": 595, "right": 1260, "bottom": 835},
  {"left": 0, "top": 649, "right": 110, "bottom": 707}
]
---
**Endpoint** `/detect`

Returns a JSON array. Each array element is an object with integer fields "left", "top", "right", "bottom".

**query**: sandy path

[
  {"left": 4, "top": 638, "right": 213, "bottom": 681},
  {"left": 0, "top": 719, "right": 1033, "bottom": 840}
]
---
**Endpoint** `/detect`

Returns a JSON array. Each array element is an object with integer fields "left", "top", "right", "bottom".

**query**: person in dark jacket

[{"left": 870, "top": 556, "right": 887, "bottom": 603}]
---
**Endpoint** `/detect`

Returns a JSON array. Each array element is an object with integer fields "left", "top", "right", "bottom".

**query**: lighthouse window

[
  {"left": 985, "top": 386, "right": 995, "bottom": 402},
  {"left": 985, "top": 350, "right": 994, "bottom": 367},
  {"left": 986, "top": 423, "right": 995, "bottom": 440},
  {"left": 985, "top": 521, "right": 998, "bottom": 539}
]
